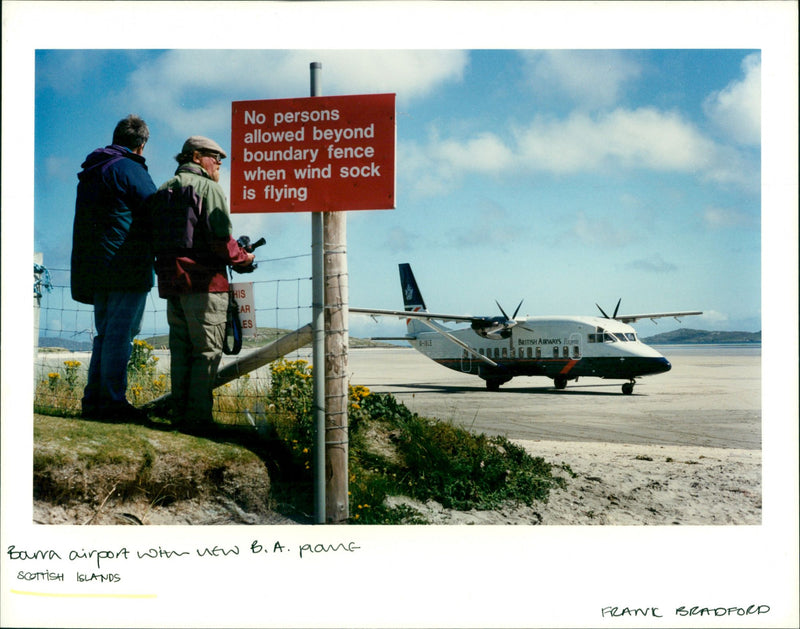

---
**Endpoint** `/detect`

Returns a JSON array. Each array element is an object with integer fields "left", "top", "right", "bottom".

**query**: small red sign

[{"left": 230, "top": 93, "right": 395, "bottom": 213}]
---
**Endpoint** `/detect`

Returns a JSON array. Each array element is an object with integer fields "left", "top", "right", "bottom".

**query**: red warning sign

[{"left": 231, "top": 93, "right": 395, "bottom": 213}]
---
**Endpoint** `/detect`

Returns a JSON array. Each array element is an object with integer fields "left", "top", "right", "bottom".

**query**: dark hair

[
  {"left": 174, "top": 150, "right": 194, "bottom": 165},
  {"left": 112, "top": 114, "right": 150, "bottom": 150}
]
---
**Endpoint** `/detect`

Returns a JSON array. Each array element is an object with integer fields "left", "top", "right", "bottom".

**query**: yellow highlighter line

[{"left": 11, "top": 589, "right": 157, "bottom": 599}]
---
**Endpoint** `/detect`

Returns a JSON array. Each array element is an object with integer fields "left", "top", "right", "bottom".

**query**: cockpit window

[
  {"left": 590, "top": 330, "right": 635, "bottom": 342},
  {"left": 589, "top": 327, "right": 636, "bottom": 342}
]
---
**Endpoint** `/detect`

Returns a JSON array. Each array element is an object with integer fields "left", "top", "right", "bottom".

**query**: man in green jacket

[{"left": 150, "top": 136, "right": 255, "bottom": 433}]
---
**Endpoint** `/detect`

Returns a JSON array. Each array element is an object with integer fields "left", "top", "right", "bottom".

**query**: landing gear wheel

[
  {"left": 554, "top": 376, "right": 568, "bottom": 390},
  {"left": 622, "top": 381, "right": 635, "bottom": 395},
  {"left": 484, "top": 375, "right": 511, "bottom": 391}
]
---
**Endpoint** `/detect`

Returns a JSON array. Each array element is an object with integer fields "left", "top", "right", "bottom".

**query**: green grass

[
  {"left": 345, "top": 392, "right": 564, "bottom": 523},
  {"left": 234, "top": 359, "right": 565, "bottom": 523},
  {"left": 34, "top": 415, "right": 273, "bottom": 515}
]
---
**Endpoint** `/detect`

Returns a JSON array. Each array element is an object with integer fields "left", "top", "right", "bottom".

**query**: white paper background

[{"left": 2, "top": 2, "right": 797, "bottom": 628}]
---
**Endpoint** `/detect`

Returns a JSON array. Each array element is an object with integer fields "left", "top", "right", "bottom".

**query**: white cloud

[
  {"left": 701, "top": 206, "right": 755, "bottom": 229},
  {"left": 434, "top": 132, "right": 514, "bottom": 173},
  {"left": 298, "top": 50, "right": 468, "bottom": 100},
  {"left": 703, "top": 53, "right": 761, "bottom": 146},
  {"left": 44, "top": 156, "right": 74, "bottom": 181},
  {"left": 700, "top": 310, "right": 729, "bottom": 324},
  {"left": 36, "top": 51, "right": 104, "bottom": 95},
  {"left": 383, "top": 226, "right": 419, "bottom": 253},
  {"left": 625, "top": 254, "right": 678, "bottom": 273},
  {"left": 519, "top": 50, "right": 642, "bottom": 109},
  {"left": 398, "top": 140, "right": 456, "bottom": 197},
  {"left": 453, "top": 202, "right": 521, "bottom": 249},
  {"left": 570, "top": 210, "right": 633, "bottom": 247},
  {"left": 125, "top": 50, "right": 467, "bottom": 137},
  {"left": 403, "top": 105, "right": 748, "bottom": 197},
  {"left": 515, "top": 108, "right": 718, "bottom": 173},
  {"left": 696, "top": 143, "right": 759, "bottom": 193}
]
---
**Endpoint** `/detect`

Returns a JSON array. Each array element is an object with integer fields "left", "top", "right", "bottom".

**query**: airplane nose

[{"left": 655, "top": 357, "right": 671, "bottom": 373}]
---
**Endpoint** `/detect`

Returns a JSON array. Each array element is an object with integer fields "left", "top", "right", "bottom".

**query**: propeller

[
  {"left": 472, "top": 300, "right": 524, "bottom": 339},
  {"left": 495, "top": 299, "right": 524, "bottom": 321},
  {"left": 596, "top": 298, "right": 622, "bottom": 320}
]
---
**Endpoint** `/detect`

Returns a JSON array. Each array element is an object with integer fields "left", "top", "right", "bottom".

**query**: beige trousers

[{"left": 166, "top": 291, "right": 228, "bottom": 424}]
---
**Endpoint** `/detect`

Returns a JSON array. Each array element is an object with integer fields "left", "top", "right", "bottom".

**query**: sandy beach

[{"left": 388, "top": 439, "right": 761, "bottom": 525}]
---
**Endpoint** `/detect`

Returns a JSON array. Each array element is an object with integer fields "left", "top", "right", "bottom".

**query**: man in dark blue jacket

[{"left": 71, "top": 114, "right": 157, "bottom": 420}]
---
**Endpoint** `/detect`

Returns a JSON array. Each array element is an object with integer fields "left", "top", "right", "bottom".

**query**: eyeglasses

[{"left": 201, "top": 151, "right": 223, "bottom": 164}]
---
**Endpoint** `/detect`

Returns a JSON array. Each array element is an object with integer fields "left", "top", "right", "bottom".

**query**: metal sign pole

[{"left": 310, "top": 61, "right": 326, "bottom": 524}]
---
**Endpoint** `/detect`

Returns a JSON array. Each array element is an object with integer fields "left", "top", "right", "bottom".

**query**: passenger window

[
  {"left": 562, "top": 346, "right": 569, "bottom": 358},
  {"left": 536, "top": 347, "right": 542, "bottom": 358},
  {"left": 553, "top": 347, "right": 559, "bottom": 358},
  {"left": 502, "top": 348, "right": 508, "bottom": 358},
  {"left": 527, "top": 347, "right": 533, "bottom": 358},
  {"left": 573, "top": 345, "right": 580, "bottom": 358}
]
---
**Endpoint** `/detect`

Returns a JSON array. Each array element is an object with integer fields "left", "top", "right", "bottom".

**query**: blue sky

[{"left": 32, "top": 46, "right": 761, "bottom": 340}]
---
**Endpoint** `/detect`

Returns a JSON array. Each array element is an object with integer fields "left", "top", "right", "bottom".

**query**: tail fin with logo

[
  {"left": 399, "top": 263, "right": 429, "bottom": 335},
  {"left": 399, "top": 263, "right": 426, "bottom": 311}
]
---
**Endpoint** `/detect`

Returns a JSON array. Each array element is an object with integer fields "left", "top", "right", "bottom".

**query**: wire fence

[{"left": 33, "top": 253, "right": 315, "bottom": 423}]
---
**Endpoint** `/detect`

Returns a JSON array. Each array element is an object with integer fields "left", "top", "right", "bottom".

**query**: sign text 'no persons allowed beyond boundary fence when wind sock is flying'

[{"left": 231, "top": 93, "right": 395, "bottom": 213}]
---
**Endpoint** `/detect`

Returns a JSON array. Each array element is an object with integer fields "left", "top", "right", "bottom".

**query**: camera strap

[{"left": 223, "top": 271, "right": 243, "bottom": 355}]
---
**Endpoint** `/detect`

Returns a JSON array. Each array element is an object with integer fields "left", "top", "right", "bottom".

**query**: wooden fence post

[{"left": 324, "top": 211, "right": 349, "bottom": 522}]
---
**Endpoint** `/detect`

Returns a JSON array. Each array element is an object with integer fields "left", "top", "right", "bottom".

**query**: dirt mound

[{"left": 33, "top": 415, "right": 302, "bottom": 525}]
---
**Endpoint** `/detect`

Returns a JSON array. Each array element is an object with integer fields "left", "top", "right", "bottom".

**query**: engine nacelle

[{"left": 471, "top": 317, "right": 516, "bottom": 339}]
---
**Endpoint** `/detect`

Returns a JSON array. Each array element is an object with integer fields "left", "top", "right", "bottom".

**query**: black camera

[{"left": 233, "top": 235, "right": 266, "bottom": 273}]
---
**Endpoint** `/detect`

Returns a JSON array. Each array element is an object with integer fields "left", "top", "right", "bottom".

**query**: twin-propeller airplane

[{"left": 351, "top": 264, "right": 702, "bottom": 394}]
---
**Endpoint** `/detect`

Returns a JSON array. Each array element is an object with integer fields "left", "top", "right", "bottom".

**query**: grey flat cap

[{"left": 181, "top": 135, "right": 227, "bottom": 158}]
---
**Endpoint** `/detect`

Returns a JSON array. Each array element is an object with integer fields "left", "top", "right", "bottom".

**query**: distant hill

[
  {"left": 38, "top": 337, "right": 93, "bottom": 352},
  {"left": 642, "top": 328, "right": 761, "bottom": 344},
  {"left": 38, "top": 328, "right": 392, "bottom": 354},
  {"left": 141, "top": 327, "right": 394, "bottom": 350}
]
